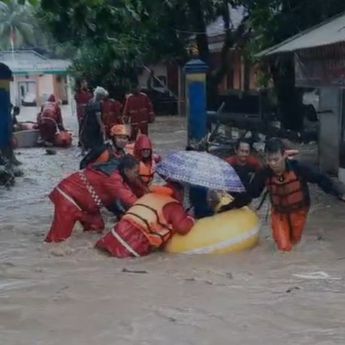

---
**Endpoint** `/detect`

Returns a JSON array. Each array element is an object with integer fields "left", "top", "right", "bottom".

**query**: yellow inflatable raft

[{"left": 165, "top": 207, "right": 260, "bottom": 254}]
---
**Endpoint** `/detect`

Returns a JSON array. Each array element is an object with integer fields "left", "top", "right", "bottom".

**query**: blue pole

[
  {"left": 0, "top": 85, "right": 11, "bottom": 150},
  {"left": 184, "top": 59, "right": 208, "bottom": 146}
]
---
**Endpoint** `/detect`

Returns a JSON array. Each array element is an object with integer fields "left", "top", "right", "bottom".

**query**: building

[
  {"left": 259, "top": 11, "right": 345, "bottom": 183},
  {"left": 206, "top": 5, "right": 259, "bottom": 94},
  {"left": 137, "top": 5, "right": 258, "bottom": 116},
  {"left": 0, "top": 50, "right": 72, "bottom": 107}
]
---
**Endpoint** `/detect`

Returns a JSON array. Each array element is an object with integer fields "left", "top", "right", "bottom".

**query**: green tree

[
  {"left": 38, "top": 0, "right": 250, "bottom": 98},
  {"left": 0, "top": 0, "right": 36, "bottom": 50}
]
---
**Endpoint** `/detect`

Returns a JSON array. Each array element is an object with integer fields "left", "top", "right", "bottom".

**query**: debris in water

[
  {"left": 46, "top": 149, "right": 57, "bottom": 155},
  {"left": 286, "top": 286, "right": 300, "bottom": 293},
  {"left": 225, "top": 272, "right": 233, "bottom": 280},
  {"left": 122, "top": 268, "right": 148, "bottom": 274},
  {"left": 293, "top": 272, "right": 341, "bottom": 280},
  {"left": 317, "top": 234, "right": 324, "bottom": 241}
]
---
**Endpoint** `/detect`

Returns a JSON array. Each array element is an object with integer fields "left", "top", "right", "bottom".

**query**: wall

[
  {"left": 210, "top": 50, "right": 259, "bottom": 95},
  {"left": 12, "top": 75, "right": 38, "bottom": 106},
  {"left": 53, "top": 75, "right": 68, "bottom": 104},
  {"left": 37, "top": 74, "right": 54, "bottom": 105},
  {"left": 318, "top": 87, "right": 341, "bottom": 175}
]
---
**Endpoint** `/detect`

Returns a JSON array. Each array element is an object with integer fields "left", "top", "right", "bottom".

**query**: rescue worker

[
  {"left": 123, "top": 85, "right": 155, "bottom": 141},
  {"left": 102, "top": 95, "right": 123, "bottom": 139},
  {"left": 95, "top": 181, "right": 195, "bottom": 258},
  {"left": 110, "top": 124, "right": 131, "bottom": 159},
  {"left": 133, "top": 134, "right": 161, "bottom": 185},
  {"left": 80, "top": 86, "right": 108, "bottom": 151},
  {"left": 75, "top": 79, "right": 93, "bottom": 145},
  {"left": 45, "top": 155, "right": 146, "bottom": 243},
  {"left": 225, "top": 139, "right": 263, "bottom": 189},
  {"left": 37, "top": 95, "right": 70, "bottom": 147},
  {"left": 248, "top": 138, "right": 345, "bottom": 252},
  {"left": 79, "top": 124, "right": 131, "bottom": 169}
]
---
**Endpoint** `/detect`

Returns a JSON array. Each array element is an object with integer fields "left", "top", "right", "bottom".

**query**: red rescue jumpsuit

[
  {"left": 102, "top": 98, "right": 123, "bottom": 139},
  {"left": 96, "top": 190, "right": 194, "bottom": 258},
  {"left": 45, "top": 167, "right": 140, "bottom": 243},
  {"left": 38, "top": 95, "right": 64, "bottom": 143},
  {"left": 123, "top": 92, "right": 155, "bottom": 141},
  {"left": 133, "top": 134, "right": 161, "bottom": 185},
  {"left": 75, "top": 89, "right": 93, "bottom": 125}
]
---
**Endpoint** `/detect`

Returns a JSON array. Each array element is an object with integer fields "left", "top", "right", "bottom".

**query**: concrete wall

[
  {"left": 53, "top": 75, "right": 68, "bottom": 104},
  {"left": 9, "top": 73, "right": 70, "bottom": 107},
  {"left": 318, "top": 87, "right": 341, "bottom": 175},
  {"left": 37, "top": 74, "right": 54, "bottom": 105},
  {"left": 211, "top": 50, "right": 259, "bottom": 95}
]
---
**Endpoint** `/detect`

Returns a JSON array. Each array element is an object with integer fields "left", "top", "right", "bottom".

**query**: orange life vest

[
  {"left": 122, "top": 192, "right": 178, "bottom": 248},
  {"left": 139, "top": 160, "right": 156, "bottom": 185},
  {"left": 267, "top": 170, "right": 307, "bottom": 214}
]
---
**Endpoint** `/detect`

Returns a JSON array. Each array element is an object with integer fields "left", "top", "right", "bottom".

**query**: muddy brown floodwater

[{"left": 1, "top": 107, "right": 345, "bottom": 345}]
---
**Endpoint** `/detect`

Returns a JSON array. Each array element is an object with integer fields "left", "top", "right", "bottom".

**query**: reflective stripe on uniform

[
  {"left": 110, "top": 228, "right": 140, "bottom": 257},
  {"left": 56, "top": 187, "right": 82, "bottom": 211},
  {"left": 78, "top": 172, "right": 104, "bottom": 208}
]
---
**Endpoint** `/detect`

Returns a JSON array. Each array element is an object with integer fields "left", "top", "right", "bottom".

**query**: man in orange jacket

[
  {"left": 45, "top": 155, "right": 146, "bottom": 243},
  {"left": 248, "top": 138, "right": 345, "bottom": 252},
  {"left": 123, "top": 86, "right": 155, "bottom": 141},
  {"left": 96, "top": 183, "right": 195, "bottom": 258}
]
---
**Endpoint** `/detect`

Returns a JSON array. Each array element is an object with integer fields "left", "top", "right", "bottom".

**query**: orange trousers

[{"left": 271, "top": 208, "right": 309, "bottom": 252}]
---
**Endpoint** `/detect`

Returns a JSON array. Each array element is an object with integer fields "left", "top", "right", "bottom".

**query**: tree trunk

[
  {"left": 187, "top": 0, "right": 209, "bottom": 63},
  {"left": 270, "top": 54, "right": 303, "bottom": 131},
  {"left": 208, "top": 0, "right": 232, "bottom": 108},
  {"left": 243, "top": 55, "right": 251, "bottom": 92}
]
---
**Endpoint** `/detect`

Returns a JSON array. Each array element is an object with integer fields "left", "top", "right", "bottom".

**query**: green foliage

[
  {"left": 38, "top": 0, "right": 228, "bottom": 89},
  {"left": 0, "top": 0, "right": 36, "bottom": 49}
]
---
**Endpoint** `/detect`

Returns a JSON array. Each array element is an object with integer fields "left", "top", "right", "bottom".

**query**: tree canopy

[{"left": 35, "top": 0, "right": 345, "bottom": 127}]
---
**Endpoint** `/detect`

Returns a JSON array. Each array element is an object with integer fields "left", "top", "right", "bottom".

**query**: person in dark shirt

[
  {"left": 248, "top": 137, "right": 345, "bottom": 252},
  {"left": 225, "top": 139, "right": 262, "bottom": 189},
  {"left": 80, "top": 87, "right": 108, "bottom": 151}
]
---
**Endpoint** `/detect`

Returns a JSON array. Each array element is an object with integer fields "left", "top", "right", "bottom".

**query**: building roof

[
  {"left": 258, "top": 11, "right": 345, "bottom": 56},
  {"left": 0, "top": 50, "right": 71, "bottom": 75}
]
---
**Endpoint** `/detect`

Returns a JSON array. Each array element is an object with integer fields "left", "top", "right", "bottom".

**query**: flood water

[{"left": 1, "top": 107, "right": 345, "bottom": 344}]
